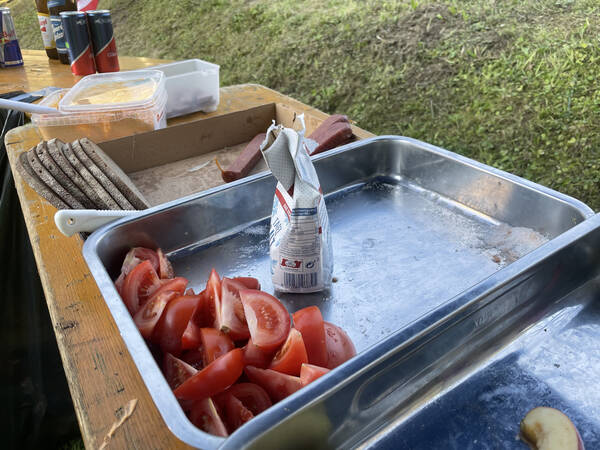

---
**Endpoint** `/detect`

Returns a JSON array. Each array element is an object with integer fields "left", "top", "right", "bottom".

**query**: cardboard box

[{"left": 98, "top": 102, "right": 345, "bottom": 206}]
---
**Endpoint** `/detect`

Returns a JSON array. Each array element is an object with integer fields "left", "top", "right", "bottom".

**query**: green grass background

[{"left": 8, "top": 0, "right": 600, "bottom": 211}]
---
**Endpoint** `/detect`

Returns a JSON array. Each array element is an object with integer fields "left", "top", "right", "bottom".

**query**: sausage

[
  {"left": 219, "top": 133, "right": 266, "bottom": 183},
  {"left": 309, "top": 121, "right": 354, "bottom": 156}
]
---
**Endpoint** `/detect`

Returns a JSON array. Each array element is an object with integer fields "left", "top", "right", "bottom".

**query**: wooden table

[{"left": 4, "top": 50, "right": 372, "bottom": 449}]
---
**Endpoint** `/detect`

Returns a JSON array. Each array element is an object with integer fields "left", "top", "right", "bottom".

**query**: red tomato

[
  {"left": 133, "top": 290, "right": 178, "bottom": 339},
  {"left": 181, "top": 289, "right": 212, "bottom": 350},
  {"left": 269, "top": 328, "right": 308, "bottom": 376},
  {"left": 121, "top": 260, "right": 161, "bottom": 314},
  {"left": 300, "top": 363, "right": 330, "bottom": 386},
  {"left": 152, "top": 294, "right": 201, "bottom": 355},
  {"left": 174, "top": 348, "right": 244, "bottom": 400},
  {"left": 207, "top": 269, "right": 222, "bottom": 326},
  {"left": 244, "top": 366, "right": 302, "bottom": 403},
  {"left": 163, "top": 352, "right": 197, "bottom": 390},
  {"left": 324, "top": 321, "right": 356, "bottom": 369},
  {"left": 240, "top": 290, "right": 290, "bottom": 351},
  {"left": 223, "top": 394, "right": 253, "bottom": 432},
  {"left": 180, "top": 348, "right": 205, "bottom": 371},
  {"left": 232, "top": 276, "right": 261, "bottom": 290},
  {"left": 115, "top": 247, "right": 161, "bottom": 292},
  {"left": 219, "top": 278, "right": 250, "bottom": 341},
  {"left": 200, "top": 328, "right": 234, "bottom": 365},
  {"left": 223, "top": 383, "right": 272, "bottom": 416},
  {"left": 242, "top": 337, "right": 275, "bottom": 369},
  {"left": 148, "top": 277, "right": 188, "bottom": 302},
  {"left": 156, "top": 248, "right": 175, "bottom": 279},
  {"left": 292, "top": 306, "right": 328, "bottom": 368},
  {"left": 189, "top": 398, "right": 228, "bottom": 437}
]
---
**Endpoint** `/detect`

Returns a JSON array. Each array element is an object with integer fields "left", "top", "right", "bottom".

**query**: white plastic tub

[
  {"left": 32, "top": 70, "right": 167, "bottom": 143},
  {"left": 150, "top": 59, "right": 220, "bottom": 118}
]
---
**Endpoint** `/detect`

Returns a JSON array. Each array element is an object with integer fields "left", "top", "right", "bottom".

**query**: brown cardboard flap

[
  {"left": 98, "top": 103, "right": 338, "bottom": 207},
  {"left": 99, "top": 103, "right": 278, "bottom": 173}
]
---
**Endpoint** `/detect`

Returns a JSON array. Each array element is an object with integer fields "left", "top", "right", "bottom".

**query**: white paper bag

[{"left": 260, "top": 114, "right": 333, "bottom": 293}]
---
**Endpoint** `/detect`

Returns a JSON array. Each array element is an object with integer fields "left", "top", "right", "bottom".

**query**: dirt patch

[{"left": 374, "top": 5, "right": 461, "bottom": 57}]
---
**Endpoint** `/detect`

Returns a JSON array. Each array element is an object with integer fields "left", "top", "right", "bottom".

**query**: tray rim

[{"left": 82, "top": 135, "right": 595, "bottom": 448}]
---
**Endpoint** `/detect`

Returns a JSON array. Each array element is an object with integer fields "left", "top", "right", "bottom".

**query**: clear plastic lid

[
  {"left": 38, "top": 89, "right": 70, "bottom": 112},
  {"left": 59, "top": 70, "right": 166, "bottom": 113}
]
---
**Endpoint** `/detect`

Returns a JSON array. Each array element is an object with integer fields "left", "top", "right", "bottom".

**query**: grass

[{"left": 8, "top": 0, "right": 600, "bottom": 211}]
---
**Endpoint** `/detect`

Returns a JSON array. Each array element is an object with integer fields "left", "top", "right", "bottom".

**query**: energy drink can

[
  {"left": 86, "top": 10, "right": 119, "bottom": 73},
  {"left": 60, "top": 11, "right": 96, "bottom": 75},
  {"left": 0, "top": 7, "right": 24, "bottom": 68}
]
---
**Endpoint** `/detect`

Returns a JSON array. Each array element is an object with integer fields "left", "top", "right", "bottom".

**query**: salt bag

[{"left": 260, "top": 114, "right": 333, "bottom": 293}]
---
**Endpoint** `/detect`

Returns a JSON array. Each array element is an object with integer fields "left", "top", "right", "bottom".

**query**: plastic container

[
  {"left": 31, "top": 70, "right": 167, "bottom": 143},
  {"left": 150, "top": 59, "right": 220, "bottom": 118}
]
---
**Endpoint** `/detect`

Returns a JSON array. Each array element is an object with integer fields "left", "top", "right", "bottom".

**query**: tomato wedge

[
  {"left": 174, "top": 348, "right": 244, "bottom": 400},
  {"left": 180, "top": 348, "right": 205, "bottom": 370},
  {"left": 189, "top": 398, "right": 228, "bottom": 437},
  {"left": 157, "top": 248, "right": 175, "bottom": 279},
  {"left": 163, "top": 353, "right": 197, "bottom": 390},
  {"left": 244, "top": 366, "right": 302, "bottom": 403},
  {"left": 232, "top": 277, "right": 261, "bottom": 290},
  {"left": 269, "top": 328, "right": 308, "bottom": 376},
  {"left": 181, "top": 289, "right": 212, "bottom": 350},
  {"left": 222, "top": 383, "right": 272, "bottom": 416},
  {"left": 152, "top": 294, "right": 201, "bottom": 355},
  {"left": 147, "top": 277, "right": 188, "bottom": 303},
  {"left": 200, "top": 328, "right": 234, "bottom": 365},
  {"left": 324, "top": 321, "right": 356, "bottom": 369},
  {"left": 242, "top": 337, "right": 275, "bottom": 369},
  {"left": 219, "top": 278, "right": 250, "bottom": 340},
  {"left": 206, "top": 269, "right": 222, "bottom": 327},
  {"left": 240, "top": 290, "right": 290, "bottom": 351},
  {"left": 134, "top": 290, "right": 178, "bottom": 339},
  {"left": 225, "top": 394, "right": 254, "bottom": 432},
  {"left": 300, "top": 363, "right": 330, "bottom": 386},
  {"left": 121, "top": 260, "right": 161, "bottom": 314},
  {"left": 292, "top": 306, "right": 328, "bottom": 368}
]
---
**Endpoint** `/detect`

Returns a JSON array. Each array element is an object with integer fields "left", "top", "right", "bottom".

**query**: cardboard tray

[{"left": 98, "top": 102, "right": 349, "bottom": 206}]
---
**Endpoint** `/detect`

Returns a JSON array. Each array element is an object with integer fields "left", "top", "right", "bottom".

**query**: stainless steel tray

[{"left": 83, "top": 136, "right": 594, "bottom": 448}]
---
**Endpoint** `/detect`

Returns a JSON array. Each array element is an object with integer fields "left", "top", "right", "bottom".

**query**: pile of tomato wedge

[{"left": 114, "top": 247, "right": 356, "bottom": 437}]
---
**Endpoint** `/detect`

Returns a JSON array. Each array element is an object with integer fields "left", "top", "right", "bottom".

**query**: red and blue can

[
  {"left": 60, "top": 11, "right": 95, "bottom": 75},
  {"left": 0, "top": 7, "right": 23, "bottom": 68},
  {"left": 86, "top": 10, "right": 119, "bottom": 73}
]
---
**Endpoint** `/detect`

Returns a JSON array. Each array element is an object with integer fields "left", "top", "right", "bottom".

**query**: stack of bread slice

[{"left": 16, "top": 138, "right": 149, "bottom": 210}]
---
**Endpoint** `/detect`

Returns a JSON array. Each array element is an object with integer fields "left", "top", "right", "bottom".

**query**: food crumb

[
  {"left": 332, "top": 277, "right": 338, "bottom": 283},
  {"left": 492, "top": 255, "right": 501, "bottom": 263}
]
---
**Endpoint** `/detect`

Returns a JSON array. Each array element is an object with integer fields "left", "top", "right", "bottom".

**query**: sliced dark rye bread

[
  {"left": 26, "top": 148, "right": 84, "bottom": 209},
  {"left": 79, "top": 138, "right": 149, "bottom": 210},
  {"left": 71, "top": 140, "right": 135, "bottom": 210},
  {"left": 61, "top": 141, "right": 121, "bottom": 210},
  {"left": 35, "top": 142, "right": 95, "bottom": 209},
  {"left": 46, "top": 138, "right": 111, "bottom": 210},
  {"left": 15, "top": 152, "right": 69, "bottom": 210}
]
